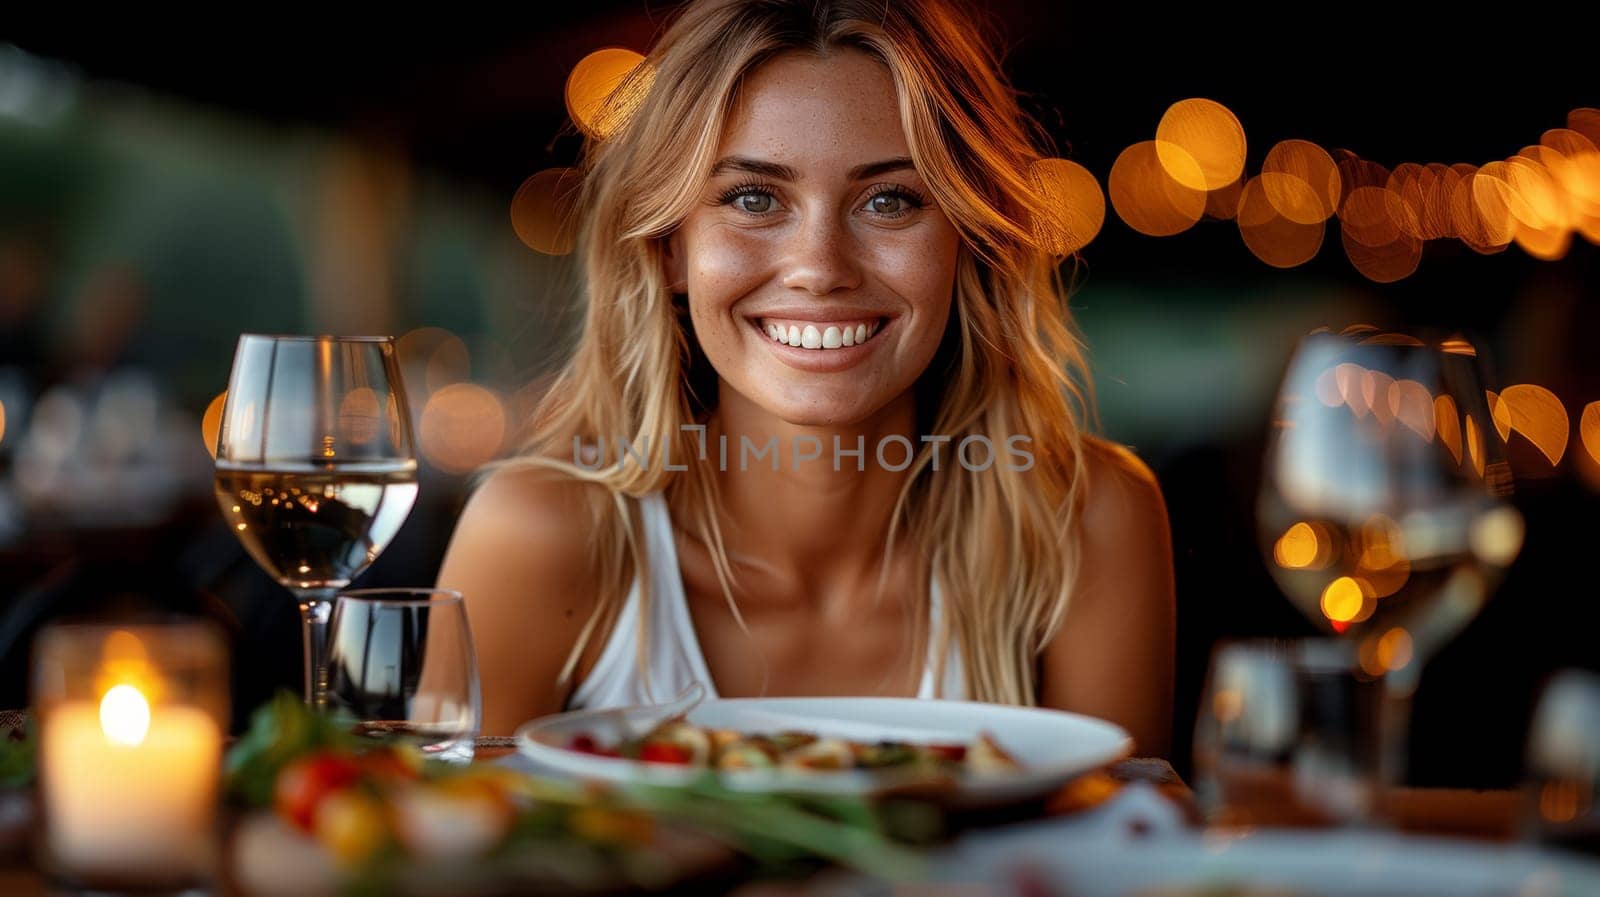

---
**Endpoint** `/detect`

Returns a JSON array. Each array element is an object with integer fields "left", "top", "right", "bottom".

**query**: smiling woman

[{"left": 436, "top": 0, "right": 1176, "bottom": 757}]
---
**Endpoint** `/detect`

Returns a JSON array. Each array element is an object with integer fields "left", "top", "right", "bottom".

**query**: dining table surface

[{"left": 0, "top": 741, "right": 1552, "bottom": 897}]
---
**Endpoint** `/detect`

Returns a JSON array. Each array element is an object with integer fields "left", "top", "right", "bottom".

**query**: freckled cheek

[
  {"left": 866, "top": 228, "right": 960, "bottom": 316},
  {"left": 687, "top": 229, "right": 773, "bottom": 319}
]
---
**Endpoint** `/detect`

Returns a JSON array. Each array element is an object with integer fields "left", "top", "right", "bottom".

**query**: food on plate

[
  {"left": 224, "top": 692, "right": 923, "bottom": 896},
  {"left": 566, "top": 717, "right": 1024, "bottom": 774}
]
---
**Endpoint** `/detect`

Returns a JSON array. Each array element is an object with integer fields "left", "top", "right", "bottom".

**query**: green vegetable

[
  {"left": 0, "top": 716, "right": 34, "bottom": 789},
  {"left": 620, "top": 772, "right": 927, "bottom": 880},
  {"left": 224, "top": 691, "right": 364, "bottom": 807}
]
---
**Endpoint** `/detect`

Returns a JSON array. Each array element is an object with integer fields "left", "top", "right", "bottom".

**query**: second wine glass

[
  {"left": 1257, "top": 327, "right": 1525, "bottom": 804},
  {"left": 213, "top": 334, "right": 419, "bottom": 706}
]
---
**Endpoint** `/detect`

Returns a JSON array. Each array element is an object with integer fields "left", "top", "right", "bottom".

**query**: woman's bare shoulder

[
  {"left": 437, "top": 464, "right": 608, "bottom": 601},
  {"left": 436, "top": 464, "right": 613, "bottom": 729},
  {"left": 1075, "top": 434, "right": 1168, "bottom": 534}
]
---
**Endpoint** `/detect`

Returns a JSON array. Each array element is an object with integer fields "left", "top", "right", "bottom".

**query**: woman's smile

[{"left": 744, "top": 308, "right": 897, "bottom": 373}]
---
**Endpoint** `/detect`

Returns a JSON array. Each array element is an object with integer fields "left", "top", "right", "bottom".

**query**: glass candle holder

[{"left": 32, "top": 619, "right": 229, "bottom": 893}]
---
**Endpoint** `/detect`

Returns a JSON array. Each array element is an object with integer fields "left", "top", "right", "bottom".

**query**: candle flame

[{"left": 100, "top": 684, "right": 151, "bottom": 747}]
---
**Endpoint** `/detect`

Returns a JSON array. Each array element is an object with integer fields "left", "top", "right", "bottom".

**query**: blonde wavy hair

[{"left": 505, "top": 0, "right": 1093, "bottom": 706}]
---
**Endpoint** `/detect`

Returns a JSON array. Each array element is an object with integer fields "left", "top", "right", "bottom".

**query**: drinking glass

[
  {"left": 1193, "top": 638, "right": 1384, "bottom": 828},
  {"left": 1524, "top": 669, "right": 1600, "bottom": 855},
  {"left": 213, "top": 335, "right": 419, "bottom": 706},
  {"left": 1258, "top": 327, "right": 1524, "bottom": 801},
  {"left": 324, "top": 589, "right": 480, "bottom": 763}
]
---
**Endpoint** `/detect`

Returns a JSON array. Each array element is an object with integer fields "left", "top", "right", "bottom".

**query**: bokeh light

[
  {"left": 1261, "top": 140, "right": 1341, "bottom": 224},
  {"left": 1470, "top": 505, "right": 1526, "bottom": 567},
  {"left": 1321, "top": 576, "right": 1373, "bottom": 626},
  {"left": 1583, "top": 402, "right": 1600, "bottom": 468},
  {"left": 1335, "top": 153, "right": 1390, "bottom": 197},
  {"left": 396, "top": 327, "right": 471, "bottom": 396},
  {"left": 201, "top": 391, "right": 226, "bottom": 459},
  {"left": 1435, "top": 395, "right": 1463, "bottom": 465},
  {"left": 1567, "top": 108, "right": 1600, "bottom": 153},
  {"left": 1496, "top": 384, "right": 1570, "bottom": 465},
  {"left": 1355, "top": 514, "right": 1409, "bottom": 598},
  {"left": 1466, "top": 414, "right": 1486, "bottom": 477},
  {"left": 1505, "top": 154, "right": 1572, "bottom": 260},
  {"left": 1376, "top": 628, "right": 1415, "bottom": 673},
  {"left": 1487, "top": 389, "right": 1513, "bottom": 442},
  {"left": 1392, "top": 379, "right": 1436, "bottom": 440},
  {"left": 1335, "top": 362, "right": 1367, "bottom": 418},
  {"left": 1155, "top": 98, "right": 1247, "bottom": 191},
  {"left": 1421, "top": 163, "right": 1462, "bottom": 240},
  {"left": 1450, "top": 163, "right": 1508, "bottom": 255},
  {"left": 1108, "top": 141, "right": 1207, "bottom": 236},
  {"left": 565, "top": 48, "right": 652, "bottom": 140},
  {"left": 1341, "top": 226, "right": 1422, "bottom": 282},
  {"left": 1030, "top": 157, "right": 1106, "bottom": 255},
  {"left": 418, "top": 383, "right": 508, "bottom": 475},
  {"left": 1339, "top": 186, "right": 1402, "bottom": 247},
  {"left": 1387, "top": 163, "right": 1429, "bottom": 241},
  {"left": 1236, "top": 176, "right": 1324, "bottom": 268},
  {"left": 511, "top": 167, "right": 583, "bottom": 256},
  {"left": 1274, "top": 522, "right": 1329, "bottom": 569},
  {"left": 1471, "top": 162, "right": 1522, "bottom": 250},
  {"left": 1367, "top": 370, "right": 1400, "bottom": 427}
]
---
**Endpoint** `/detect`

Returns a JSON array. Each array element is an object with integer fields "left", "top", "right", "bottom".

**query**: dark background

[{"left": 1, "top": 1, "right": 1596, "bottom": 786}]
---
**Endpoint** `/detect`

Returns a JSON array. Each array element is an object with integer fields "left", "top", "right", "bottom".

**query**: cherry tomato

[
  {"left": 638, "top": 742, "right": 693, "bottom": 765},
  {"left": 314, "top": 789, "right": 390, "bottom": 864},
  {"left": 274, "top": 752, "right": 364, "bottom": 832},
  {"left": 569, "top": 734, "right": 620, "bottom": 757}
]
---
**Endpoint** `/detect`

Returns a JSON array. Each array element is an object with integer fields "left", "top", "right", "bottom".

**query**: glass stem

[
  {"left": 297, "top": 589, "right": 337, "bottom": 708},
  {"left": 1375, "top": 668, "right": 1418, "bottom": 821}
]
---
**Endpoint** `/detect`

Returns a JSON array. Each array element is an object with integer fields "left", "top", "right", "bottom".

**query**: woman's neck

[{"left": 700, "top": 384, "right": 919, "bottom": 608}]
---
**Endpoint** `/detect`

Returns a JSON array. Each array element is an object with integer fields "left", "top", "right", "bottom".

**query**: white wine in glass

[
  {"left": 1258, "top": 327, "right": 1525, "bottom": 808},
  {"left": 213, "top": 335, "right": 419, "bottom": 706}
]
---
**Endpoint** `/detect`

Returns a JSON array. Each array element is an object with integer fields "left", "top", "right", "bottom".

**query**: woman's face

[{"left": 665, "top": 49, "right": 962, "bottom": 428}]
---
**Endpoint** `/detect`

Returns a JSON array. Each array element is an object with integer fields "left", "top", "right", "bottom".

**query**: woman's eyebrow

[{"left": 708, "top": 155, "right": 916, "bottom": 181}]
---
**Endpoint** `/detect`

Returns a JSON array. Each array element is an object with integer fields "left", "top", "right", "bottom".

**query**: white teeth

[{"left": 760, "top": 318, "right": 883, "bottom": 350}]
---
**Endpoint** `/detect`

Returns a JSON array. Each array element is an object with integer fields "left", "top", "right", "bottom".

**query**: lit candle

[
  {"left": 33, "top": 622, "right": 228, "bottom": 887},
  {"left": 41, "top": 686, "right": 221, "bottom": 877}
]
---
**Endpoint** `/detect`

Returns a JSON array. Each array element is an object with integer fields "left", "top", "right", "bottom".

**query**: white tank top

[{"left": 567, "top": 491, "right": 965, "bottom": 709}]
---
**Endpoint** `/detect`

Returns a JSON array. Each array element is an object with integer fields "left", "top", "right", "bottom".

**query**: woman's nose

[{"left": 779, "top": 215, "right": 863, "bottom": 296}]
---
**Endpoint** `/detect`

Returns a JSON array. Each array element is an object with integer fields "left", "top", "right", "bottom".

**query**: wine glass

[
  {"left": 213, "top": 335, "right": 419, "bottom": 706},
  {"left": 1257, "top": 327, "right": 1525, "bottom": 807},
  {"left": 325, "top": 589, "right": 480, "bottom": 763}
]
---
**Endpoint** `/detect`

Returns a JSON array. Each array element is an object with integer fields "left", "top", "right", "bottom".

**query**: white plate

[{"left": 513, "top": 696, "right": 1133, "bottom": 805}]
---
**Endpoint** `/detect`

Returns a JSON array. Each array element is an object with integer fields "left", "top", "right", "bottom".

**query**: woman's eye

[
  {"left": 868, "top": 193, "right": 906, "bottom": 215},
  {"left": 734, "top": 192, "right": 773, "bottom": 214}
]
